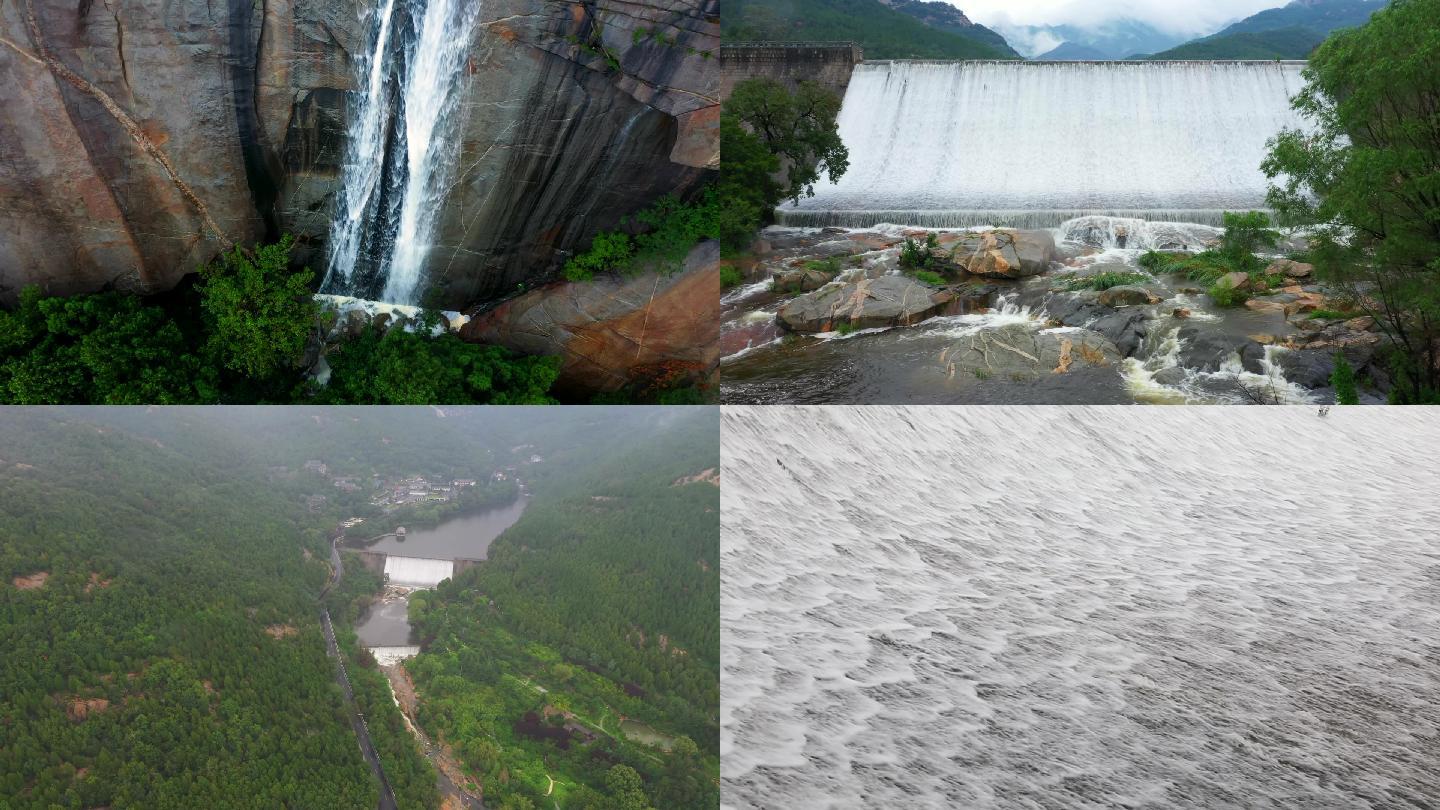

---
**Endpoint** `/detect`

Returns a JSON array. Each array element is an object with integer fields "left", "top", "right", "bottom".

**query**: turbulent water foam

[
  {"left": 323, "top": 0, "right": 480, "bottom": 304},
  {"left": 722, "top": 406, "right": 1440, "bottom": 809},
  {"left": 383, "top": 555, "right": 454, "bottom": 587},
  {"left": 780, "top": 61, "right": 1309, "bottom": 228}
]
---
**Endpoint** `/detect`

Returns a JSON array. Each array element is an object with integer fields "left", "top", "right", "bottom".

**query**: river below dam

[
  {"left": 721, "top": 406, "right": 1440, "bottom": 809},
  {"left": 355, "top": 497, "right": 528, "bottom": 648},
  {"left": 720, "top": 222, "right": 1381, "bottom": 405}
]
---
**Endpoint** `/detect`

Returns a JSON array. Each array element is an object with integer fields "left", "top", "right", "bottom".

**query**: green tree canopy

[
  {"left": 198, "top": 235, "right": 318, "bottom": 379},
  {"left": 1263, "top": 0, "right": 1440, "bottom": 401},
  {"left": 723, "top": 78, "right": 849, "bottom": 206}
]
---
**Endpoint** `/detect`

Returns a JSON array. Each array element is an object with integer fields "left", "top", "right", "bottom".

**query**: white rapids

[{"left": 721, "top": 406, "right": 1440, "bottom": 809}]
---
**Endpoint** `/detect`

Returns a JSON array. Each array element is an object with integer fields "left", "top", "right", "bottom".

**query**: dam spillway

[
  {"left": 779, "top": 60, "right": 1310, "bottom": 228},
  {"left": 383, "top": 555, "right": 455, "bottom": 587}
]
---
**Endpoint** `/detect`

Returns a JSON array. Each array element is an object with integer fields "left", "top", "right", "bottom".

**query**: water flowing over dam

[
  {"left": 322, "top": 0, "right": 481, "bottom": 304},
  {"left": 780, "top": 61, "right": 1309, "bottom": 228},
  {"left": 383, "top": 555, "right": 456, "bottom": 587}
]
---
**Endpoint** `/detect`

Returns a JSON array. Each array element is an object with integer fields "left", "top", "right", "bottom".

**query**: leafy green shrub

[
  {"left": 1220, "top": 211, "right": 1281, "bottom": 273},
  {"left": 1138, "top": 250, "right": 1176, "bottom": 272},
  {"left": 1308, "top": 309, "right": 1356, "bottom": 321},
  {"left": 720, "top": 266, "right": 745, "bottom": 289},
  {"left": 1207, "top": 282, "right": 1249, "bottom": 308},
  {"left": 900, "top": 232, "right": 941, "bottom": 270},
  {"left": 1332, "top": 353, "right": 1360, "bottom": 404},
  {"left": 563, "top": 231, "right": 636, "bottom": 282},
  {"left": 833, "top": 321, "right": 856, "bottom": 335}
]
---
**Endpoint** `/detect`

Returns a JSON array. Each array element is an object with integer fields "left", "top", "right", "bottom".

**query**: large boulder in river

[
  {"left": 778, "top": 275, "right": 955, "bottom": 333},
  {"left": 945, "top": 229, "right": 1055, "bottom": 279},
  {"left": 1177, "top": 325, "right": 1264, "bottom": 373},
  {"left": 771, "top": 267, "right": 837, "bottom": 294},
  {"left": 938, "top": 324, "right": 1120, "bottom": 382},
  {"left": 1097, "top": 286, "right": 1160, "bottom": 307}
]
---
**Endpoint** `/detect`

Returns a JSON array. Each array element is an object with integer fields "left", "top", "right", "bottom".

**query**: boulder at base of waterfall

[
  {"left": 945, "top": 229, "right": 1056, "bottom": 279},
  {"left": 1097, "top": 286, "right": 1160, "bottom": 307},
  {"left": 937, "top": 324, "right": 1120, "bottom": 382},
  {"left": 777, "top": 276, "right": 956, "bottom": 333},
  {"left": 1176, "top": 325, "right": 1263, "bottom": 373},
  {"left": 771, "top": 267, "right": 837, "bottom": 294}
]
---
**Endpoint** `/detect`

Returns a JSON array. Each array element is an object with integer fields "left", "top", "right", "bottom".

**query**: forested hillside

[
  {"left": 1148, "top": 0, "right": 1383, "bottom": 59},
  {"left": 0, "top": 410, "right": 394, "bottom": 809},
  {"left": 405, "top": 409, "right": 720, "bottom": 809},
  {"left": 0, "top": 406, "right": 719, "bottom": 810},
  {"left": 724, "top": 0, "right": 1016, "bottom": 59}
]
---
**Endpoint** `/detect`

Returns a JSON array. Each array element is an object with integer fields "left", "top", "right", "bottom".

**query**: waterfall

[
  {"left": 321, "top": 0, "right": 480, "bottom": 305},
  {"left": 383, "top": 555, "right": 455, "bottom": 587},
  {"left": 780, "top": 61, "right": 1310, "bottom": 229}
]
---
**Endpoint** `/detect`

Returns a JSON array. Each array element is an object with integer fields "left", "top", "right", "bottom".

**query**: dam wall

[
  {"left": 781, "top": 60, "right": 1310, "bottom": 228},
  {"left": 721, "top": 42, "right": 864, "bottom": 100}
]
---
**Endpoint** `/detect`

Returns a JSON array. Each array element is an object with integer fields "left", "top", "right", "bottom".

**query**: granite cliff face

[{"left": 0, "top": 0, "right": 718, "bottom": 307}]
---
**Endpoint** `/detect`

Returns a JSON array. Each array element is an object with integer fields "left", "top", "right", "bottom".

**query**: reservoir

[{"left": 356, "top": 497, "right": 528, "bottom": 649}]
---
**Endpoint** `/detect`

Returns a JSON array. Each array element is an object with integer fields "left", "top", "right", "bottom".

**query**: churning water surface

[{"left": 721, "top": 407, "right": 1440, "bottom": 809}]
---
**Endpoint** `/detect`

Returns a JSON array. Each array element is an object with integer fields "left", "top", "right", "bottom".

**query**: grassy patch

[
  {"left": 913, "top": 270, "right": 948, "bottom": 287},
  {"left": 1207, "top": 283, "right": 1249, "bottom": 308},
  {"left": 719, "top": 266, "right": 744, "bottom": 289},
  {"left": 1061, "top": 271, "right": 1151, "bottom": 292},
  {"left": 1308, "top": 309, "right": 1357, "bottom": 321}
]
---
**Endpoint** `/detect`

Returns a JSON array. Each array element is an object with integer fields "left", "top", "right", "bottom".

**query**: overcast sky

[{"left": 958, "top": 0, "right": 1293, "bottom": 35}]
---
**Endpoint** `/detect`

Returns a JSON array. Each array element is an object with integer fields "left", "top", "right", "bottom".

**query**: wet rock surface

[
  {"left": 462, "top": 241, "right": 719, "bottom": 397},
  {"left": 777, "top": 275, "right": 957, "bottom": 333},
  {"left": 722, "top": 225, "right": 1394, "bottom": 404},
  {"left": 939, "top": 324, "right": 1121, "bottom": 382}
]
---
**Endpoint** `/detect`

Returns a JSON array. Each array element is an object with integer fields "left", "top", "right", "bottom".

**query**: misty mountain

[
  {"left": 881, "top": 0, "right": 1021, "bottom": 57},
  {"left": 725, "top": 0, "right": 1019, "bottom": 59},
  {"left": 993, "top": 18, "right": 1189, "bottom": 60},
  {"left": 1036, "top": 41, "right": 1113, "bottom": 61},
  {"left": 1148, "top": 0, "right": 1385, "bottom": 60}
]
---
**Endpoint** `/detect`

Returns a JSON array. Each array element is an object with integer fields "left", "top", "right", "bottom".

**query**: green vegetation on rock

[{"left": 0, "top": 239, "right": 558, "bottom": 405}]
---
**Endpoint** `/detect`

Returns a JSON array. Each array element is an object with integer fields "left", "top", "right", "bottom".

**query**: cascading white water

[
  {"left": 322, "top": 0, "right": 480, "bottom": 305},
  {"left": 383, "top": 555, "right": 455, "bottom": 587},
  {"left": 781, "top": 61, "right": 1309, "bottom": 228}
]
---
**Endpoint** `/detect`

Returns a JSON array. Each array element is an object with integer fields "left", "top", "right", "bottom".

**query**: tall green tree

[
  {"left": 1263, "top": 0, "right": 1440, "bottom": 402},
  {"left": 723, "top": 78, "right": 849, "bottom": 206},
  {"left": 198, "top": 235, "right": 318, "bottom": 380}
]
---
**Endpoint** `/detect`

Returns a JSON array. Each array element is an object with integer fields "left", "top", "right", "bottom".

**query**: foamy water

[{"left": 722, "top": 407, "right": 1440, "bottom": 809}]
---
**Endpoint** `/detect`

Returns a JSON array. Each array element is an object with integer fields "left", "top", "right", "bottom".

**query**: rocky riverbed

[{"left": 720, "top": 219, "right": 1388, "bottom": 404}]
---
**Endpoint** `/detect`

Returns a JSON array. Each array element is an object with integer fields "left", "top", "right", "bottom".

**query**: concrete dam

[
  {"left": 779, "top": 60, "right": 1310, "bottom": 228},
  {"left": 355, "top": 548, "right": 482, "bottom": 588}
]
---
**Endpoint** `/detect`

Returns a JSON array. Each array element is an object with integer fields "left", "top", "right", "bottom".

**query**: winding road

[{"left": 323, "top": 535, "right": 400, "bottom": 810}]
